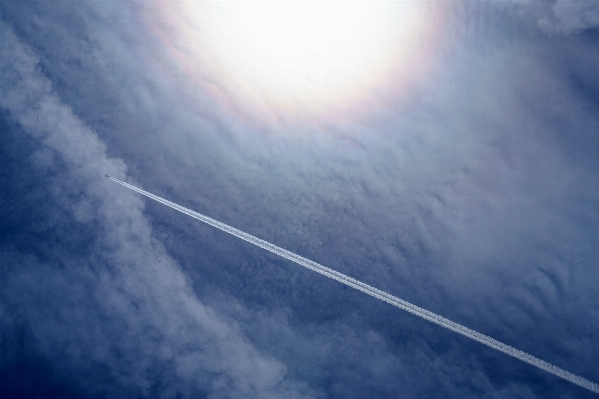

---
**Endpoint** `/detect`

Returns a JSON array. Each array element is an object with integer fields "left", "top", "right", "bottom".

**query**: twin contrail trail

[{"left": 106, "top": 175, "right": 599, "bottom": 395}]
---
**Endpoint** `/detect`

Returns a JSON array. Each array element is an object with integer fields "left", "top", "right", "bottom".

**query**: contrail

[{"left": 106, "top": 175, "right": 599, "bottom": 395}]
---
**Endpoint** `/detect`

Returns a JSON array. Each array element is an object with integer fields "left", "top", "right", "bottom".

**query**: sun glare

[{"left": 163, "top": 1, "right": 433, "bottom": 116}]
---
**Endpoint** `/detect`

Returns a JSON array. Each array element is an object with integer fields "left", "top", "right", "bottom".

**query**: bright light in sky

[{"left": 166, "top": 1, "right": 433, "bottom": 114}]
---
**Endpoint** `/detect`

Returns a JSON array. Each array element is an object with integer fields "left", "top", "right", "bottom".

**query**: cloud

[
  {"left": 537, "top": 0, "right": 599, "bottom": 32},
  {"left": 489, "top": 0, "right": 599, "bottom": 33},
  {"left": 2, "top": 1, "right": 599, "bottom": 398},
  {"left": 0, "top": 21, "right": 312, "bottom": 399}
]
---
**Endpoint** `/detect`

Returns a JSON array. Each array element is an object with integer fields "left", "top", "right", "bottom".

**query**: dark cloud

[
  {"left": 1, "top": 1, "right": 599, "bottom": 398},
  {"left": 0, "top": 18, "right": 313, "bottom": 399}
]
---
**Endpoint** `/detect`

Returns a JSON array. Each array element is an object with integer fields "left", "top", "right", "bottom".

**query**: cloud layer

[
  {"left": 491, "top": 0, "right": 599, "bottom": 32},
  {"left": 1, "top": 1, "right": 599, "bottom": 398},
  {"left": 0, "top": 19, "right": 313, "bottom": 399}
]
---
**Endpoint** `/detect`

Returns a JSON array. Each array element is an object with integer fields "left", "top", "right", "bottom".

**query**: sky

[{"left": 1, "top": 1, "right": 599, "bottom": 398}]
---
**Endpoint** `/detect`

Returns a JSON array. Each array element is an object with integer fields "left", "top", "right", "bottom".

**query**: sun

[{"left": 155, "top": 1, "right": 434, "bottom": 116}]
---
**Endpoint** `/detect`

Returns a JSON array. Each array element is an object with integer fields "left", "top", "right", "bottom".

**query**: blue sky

[{"left": 1, "top": 1, "right": 599, "bottom": 398}]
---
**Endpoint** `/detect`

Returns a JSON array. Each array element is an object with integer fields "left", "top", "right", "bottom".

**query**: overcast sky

[{"left": 1, "top": 1, "right": 599, "bottom": 398}]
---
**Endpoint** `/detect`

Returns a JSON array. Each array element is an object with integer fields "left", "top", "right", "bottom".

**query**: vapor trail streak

[{"left": 107, "top": 175, "right": 599, "bottom": 395}]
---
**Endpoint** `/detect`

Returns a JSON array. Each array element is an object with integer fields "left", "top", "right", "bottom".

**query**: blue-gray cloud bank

[{"left": 1, "top": 1, "right": 599, "bottom": 399}]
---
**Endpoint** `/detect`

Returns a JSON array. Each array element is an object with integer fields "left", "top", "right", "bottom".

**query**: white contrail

[{"left": 106, "top": 175, "right": 599, "bottom": 395}]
